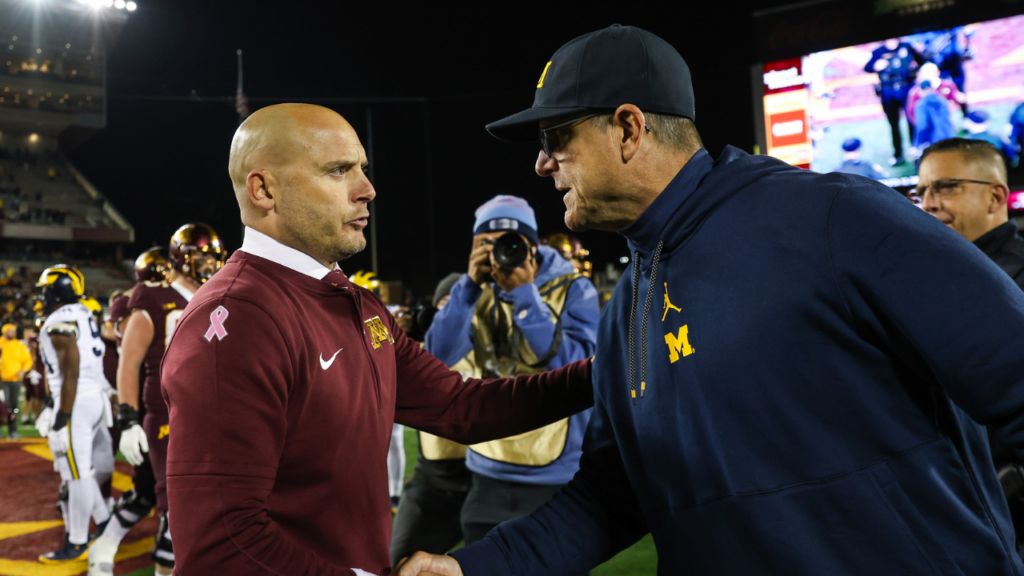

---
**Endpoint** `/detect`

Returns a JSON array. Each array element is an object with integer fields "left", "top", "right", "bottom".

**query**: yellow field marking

[
  {"left": 112, "top": 471, "right": 134, "bottom": 493},
  {"left": 21, "top": 444, "right": 53, "bottom": 462},
  {"left": 0, "top": 521, "right": 64, "bottom": 541},
  {"left": 0, "top": 536, "right": 153, "bottom": 576}
]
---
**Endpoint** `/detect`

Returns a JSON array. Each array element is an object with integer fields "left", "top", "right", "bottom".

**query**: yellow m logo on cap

[{"left": 537, "top": 61, "right": 553, "bottom": 88}]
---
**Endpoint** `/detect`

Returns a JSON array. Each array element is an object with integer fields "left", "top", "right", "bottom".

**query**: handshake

[{"left": 393, "top": 552, "right": 463, "bottom": 576}]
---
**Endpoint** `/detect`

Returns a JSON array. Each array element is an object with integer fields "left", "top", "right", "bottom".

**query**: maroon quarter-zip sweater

[{"left": 160, "top": 251, "right": 593, "bottom": 575}]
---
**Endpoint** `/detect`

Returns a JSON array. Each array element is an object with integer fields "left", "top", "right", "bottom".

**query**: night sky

[{"left": 66, "top": 0, "right": 794, "bottom": 296}]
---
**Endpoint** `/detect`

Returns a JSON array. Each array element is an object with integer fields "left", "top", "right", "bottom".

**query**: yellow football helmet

[
  {"left": 351, "top": 271, "right": 381, "bottom": 295},
  {"left": 35, "top": 265, "right": 86, "bottom": 314}
]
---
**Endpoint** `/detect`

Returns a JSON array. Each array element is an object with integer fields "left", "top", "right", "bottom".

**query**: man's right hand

[
  {"left": 119, "top": 424, "right": 149, "bottom": 466},
  {"left": 47, "top": 427, "right": 69, "bottom": 457},
  {"left": 394, "top": 552, "right": 463, "bottom": 576},
  {"left": 468, "top": 236, "right": 494, "bottom": 285}
]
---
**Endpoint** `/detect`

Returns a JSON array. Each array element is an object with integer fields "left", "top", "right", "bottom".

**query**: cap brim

[{"left": 485, "top": 106, "right": 593, "bottom": 142}]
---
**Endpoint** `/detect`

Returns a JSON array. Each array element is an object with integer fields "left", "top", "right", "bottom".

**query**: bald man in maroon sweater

[{"left": 160, "top": 103, "right": 593, "bottom": 576}]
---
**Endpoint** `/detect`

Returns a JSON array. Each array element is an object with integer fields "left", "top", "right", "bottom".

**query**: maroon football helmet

[
  {"left": 134, "top": 247, "right": 171, "bottom": 283},
  {"left": 541, "top": 233, "right": 593, "bottom": 278},
  {"left": 169, "top": 223, "right": 227, "bottom": 284}
]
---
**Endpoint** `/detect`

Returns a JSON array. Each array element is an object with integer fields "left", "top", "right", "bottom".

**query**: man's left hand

[
  {"left": 35, "top": 407, "right": 53, "bottom": 437},
  {"left": 490, "top": 250, "right": 537, "bottom": 293},
  {"left": 394, "top": 551, "right": 463, "bottom": 576}
]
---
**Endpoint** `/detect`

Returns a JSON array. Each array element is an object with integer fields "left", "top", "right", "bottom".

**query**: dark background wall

[{"left": 65, "top": 0, "right": 842, "bottom": 295}]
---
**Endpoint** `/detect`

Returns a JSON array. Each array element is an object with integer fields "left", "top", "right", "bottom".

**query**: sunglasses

[{"left": 538, "top": 111, "right": 651, "bottom": 159}]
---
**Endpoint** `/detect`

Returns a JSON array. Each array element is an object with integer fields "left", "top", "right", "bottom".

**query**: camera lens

[{"left": 492, "top": 232, "right": 529, "bottom": 269}]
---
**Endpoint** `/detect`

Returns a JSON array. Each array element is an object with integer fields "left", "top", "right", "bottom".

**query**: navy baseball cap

[
  {"left": 842, "top": 138, "right": 862, "bottom": 152},
  {"left": 486, "top": 25, "right": 696, "bottom": 142}
]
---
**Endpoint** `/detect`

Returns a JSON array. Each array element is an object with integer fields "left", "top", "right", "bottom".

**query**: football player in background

[
  {"left": 89, "top": 247, "right": 171, "bottom": 576},
  {"left": 34, "top": 266, "right": 115, "bottom": 564},
  {"left": 88, "top": 228, "right": 226, "bottom": 576}
]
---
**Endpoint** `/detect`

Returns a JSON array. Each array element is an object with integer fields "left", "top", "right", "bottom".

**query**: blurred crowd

[{"left": 0, "top": 266, "right": 36, "bottom": 334}]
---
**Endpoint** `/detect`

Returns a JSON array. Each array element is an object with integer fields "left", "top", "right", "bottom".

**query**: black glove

[
  {"left": 52, "top": 410, "right": 70, "bottom": 431},
  {"left": 118, "top": 404, "right": 140, "bottom": 432}
]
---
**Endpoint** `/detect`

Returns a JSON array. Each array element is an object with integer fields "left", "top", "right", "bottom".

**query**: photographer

[{"left": 424, "top": 195, "right": 599, "bottom": 547}]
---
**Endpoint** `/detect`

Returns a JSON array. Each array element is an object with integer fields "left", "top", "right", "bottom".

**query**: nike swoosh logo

[{"left": 319, "top": 348, "right": 343, "bottom": 370}]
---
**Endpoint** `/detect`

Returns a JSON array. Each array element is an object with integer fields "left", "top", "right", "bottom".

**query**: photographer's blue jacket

[
  {"left": 425, "top": 246, "right": 599, "bottom": 485},
  {"left": 453, "top": 147, "right": 1024, "bottom": 575}
]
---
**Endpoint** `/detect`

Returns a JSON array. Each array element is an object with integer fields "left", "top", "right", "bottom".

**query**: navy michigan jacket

[{"left": 452, "top": 147, "right": 1024, "bottom": 575}]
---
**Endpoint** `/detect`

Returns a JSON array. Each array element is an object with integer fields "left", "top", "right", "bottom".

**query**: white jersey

[{"left": 39, "top": 302, "right": 108, "bottom": 401}]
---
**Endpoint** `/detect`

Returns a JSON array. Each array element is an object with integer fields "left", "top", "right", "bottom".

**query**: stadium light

[
  {"left": 103, "top": 0, "right": 113, "bottom": 7},
  {"left": 28, "top": 133, "right": 38, "bottom": 143},
  {"left": 126, "top": 1, "right": 136, "bottom": 10},
  {"left": 114, "top": 0, "right": 125, "bottom": 8}
]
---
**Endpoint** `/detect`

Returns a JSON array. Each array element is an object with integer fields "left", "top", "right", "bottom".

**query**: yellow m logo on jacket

[
  {"left": 665, "top": 325, "right": 694, "bottom": 363},
  {"left": 364, "top": 316, "right": 394, "bottom": 350}
]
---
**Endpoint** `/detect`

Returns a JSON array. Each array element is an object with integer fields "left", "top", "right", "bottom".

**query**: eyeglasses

[
  {"left": 912, "top": 178, "right": 993, "bottom": 201},
  {"left": 538, "top": 112, "right": 651, "bottom": 159}
]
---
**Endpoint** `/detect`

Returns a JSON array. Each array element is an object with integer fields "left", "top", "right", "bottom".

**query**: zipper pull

[{"left": 641, "top": 381, "right": 646, "bottom": 398}]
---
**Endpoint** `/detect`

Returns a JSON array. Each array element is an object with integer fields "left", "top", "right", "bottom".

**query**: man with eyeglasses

[
  {"left": 917, "top": 138, "right": 1024, "bottom": 289},
  {"left": 919, "top": 138, "right": 1024, "bottom": 557},
  {"left": 397, "top": 25, "right": 1024, "bottom": 576}
]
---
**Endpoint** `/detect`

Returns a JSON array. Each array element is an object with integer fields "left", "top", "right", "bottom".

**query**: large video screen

[{"left": 760, "top": 13, "right": 1024, "bottom": 189}]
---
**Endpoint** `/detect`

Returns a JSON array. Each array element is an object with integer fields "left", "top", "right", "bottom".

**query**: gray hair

[
  {"left": 593, "top": 112, "right": 702, "bottom": 153},
  {"left": 920, "top": 138, "right": 1008, "bottom": 182}
]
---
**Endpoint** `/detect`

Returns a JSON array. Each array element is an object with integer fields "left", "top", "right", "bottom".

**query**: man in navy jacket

[{"left": 398, "top": 25, "right": 1024, "bottom": 576}]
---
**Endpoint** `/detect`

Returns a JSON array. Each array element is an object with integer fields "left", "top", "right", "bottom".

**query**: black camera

[
  {"left": 404, "top": 302, "right": 438, "bottom": 342},
  {"left": 482, "top": 232, "right": 530, "bottom": 269}
]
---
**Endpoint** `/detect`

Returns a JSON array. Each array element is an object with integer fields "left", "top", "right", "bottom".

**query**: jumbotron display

[{"left": 759, "top": 13, "right": 1024, "bottom": 188}]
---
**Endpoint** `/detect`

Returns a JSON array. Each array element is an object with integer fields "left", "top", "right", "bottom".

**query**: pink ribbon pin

[{"left": 204, "top": 306, "right": 229, "bottom": 342}]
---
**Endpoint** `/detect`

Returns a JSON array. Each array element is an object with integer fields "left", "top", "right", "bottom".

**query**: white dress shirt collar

[{"left": 239, "top": 226, "right": 336, "bottom": 280}]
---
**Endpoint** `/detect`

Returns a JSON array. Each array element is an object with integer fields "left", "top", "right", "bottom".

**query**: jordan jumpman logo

[{"left": 662, "top": 282, "right": 682, "bottom": 321}]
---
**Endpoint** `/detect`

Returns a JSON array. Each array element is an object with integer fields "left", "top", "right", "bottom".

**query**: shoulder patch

[
  {"left": 204, "top": 305, "right": 230, "bottom": 342},
  {"left": 46, "top": 322, "right": 78, "bottom": 338}
]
